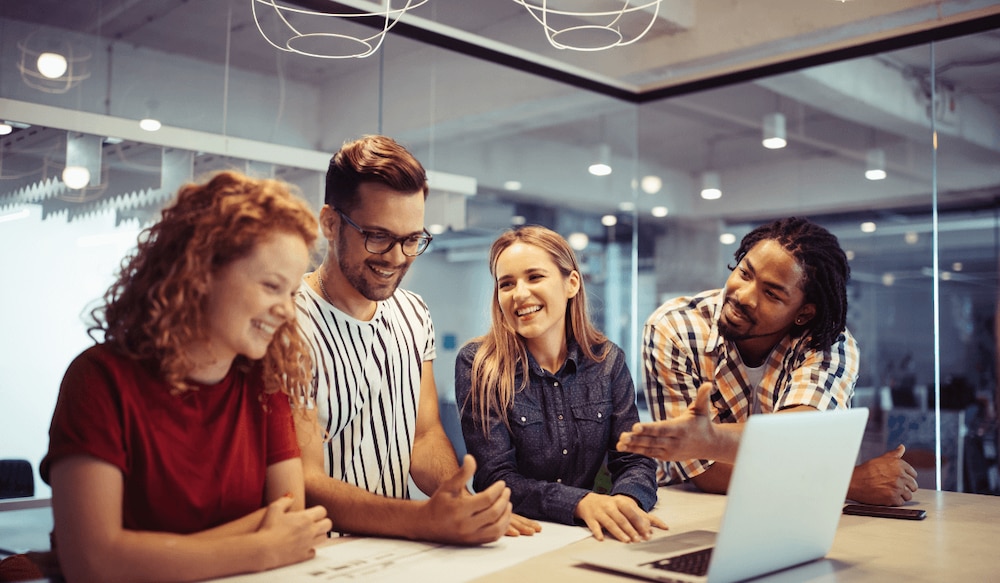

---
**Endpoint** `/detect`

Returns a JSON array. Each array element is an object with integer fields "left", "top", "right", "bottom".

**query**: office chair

[{"left": 0, "top": 460, "right": 34, "bottom": 499}]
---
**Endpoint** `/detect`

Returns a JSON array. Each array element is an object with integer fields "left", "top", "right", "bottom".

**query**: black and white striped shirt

[{"left": 296, "top": 281, "right": 436, "bottom": 499}]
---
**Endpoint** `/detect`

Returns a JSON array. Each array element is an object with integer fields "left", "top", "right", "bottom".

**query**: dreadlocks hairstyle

[
  {"left": 465, "top": 225, "right": 609, "bottom": 436},
  {"left": 88, "top": 170, "right": 319, "bottom": 398},
  {"left": 324, "top": 135, "right": 428, "bottom": 211},
  {"left": 732, "top": 217, "right": 850, "bottom": 350}
]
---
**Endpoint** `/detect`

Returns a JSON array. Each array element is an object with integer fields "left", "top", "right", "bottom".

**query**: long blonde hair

[{"left": 466, "top": 225, "right": 608, "bottom": 435}]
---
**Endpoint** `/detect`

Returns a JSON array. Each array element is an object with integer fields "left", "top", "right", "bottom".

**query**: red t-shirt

[{"left": 41, "top": 345, "right": 300, "bottom": 534}]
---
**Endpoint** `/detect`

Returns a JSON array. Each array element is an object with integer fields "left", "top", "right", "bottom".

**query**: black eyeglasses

[{"left": 335, "top": 208, "right": 433, "bottom": 257}]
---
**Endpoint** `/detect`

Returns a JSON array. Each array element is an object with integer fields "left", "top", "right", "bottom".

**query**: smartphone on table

[{"left": 842, "top": 504, "right": 927, "bottom": 520}]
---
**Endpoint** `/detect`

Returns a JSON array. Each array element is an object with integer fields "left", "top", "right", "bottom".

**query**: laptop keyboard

[{"left": 642, "top": 547, "right": 714, "bottom": 576}]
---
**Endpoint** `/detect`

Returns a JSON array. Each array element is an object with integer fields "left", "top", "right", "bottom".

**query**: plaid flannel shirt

[{"left": 642, "top": 289, "right": 859, "bottom": 483}]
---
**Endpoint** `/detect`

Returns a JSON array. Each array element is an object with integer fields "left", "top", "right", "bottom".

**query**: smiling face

[
  {"left": 199, "top": 231, "right": 310, "bottom": 373},
  {"left": 324, "top": 182, "right": 425, "bottom": 313},
  {"left": 494, "top": 241, "right": 580, "bottom": 357},
  {"left": 719, "top": 239, "right": 816, "bottom": 364}
]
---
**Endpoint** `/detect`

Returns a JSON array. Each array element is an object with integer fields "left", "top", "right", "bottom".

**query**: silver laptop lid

[{"left": 707, "top": 407, "right": 869, "bottom": 583}]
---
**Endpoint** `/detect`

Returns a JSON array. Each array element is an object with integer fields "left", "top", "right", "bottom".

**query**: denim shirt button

[
  {"left": 597, "top": 412, "right": 603, "bottom": 418},
  {"left": 556, "top": 478, "right": 562, "bottom": 483},
  {"left": 553, "top": 381, "right": 559, "bottom": 386},
  {"left": 520, "top": 416, "right": 527, "bottom": 422},
  {"left": 562, "top": 449, "right": 568, "bottom": 455},
  {"left": 558, "top": 414, "right": 564, "bottom": 420}
]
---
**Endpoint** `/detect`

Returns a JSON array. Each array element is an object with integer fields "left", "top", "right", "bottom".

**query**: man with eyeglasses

[{"left": 294, "top": 135, "right": 539, "bottom": 545}]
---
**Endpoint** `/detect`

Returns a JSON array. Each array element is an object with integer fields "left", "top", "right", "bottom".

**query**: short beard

[
  {"left": 338, "top": 230, "right": 409, "bottom": 302},
  {"left": 717, "top": 320, "right": 750, "bottom": 342}
]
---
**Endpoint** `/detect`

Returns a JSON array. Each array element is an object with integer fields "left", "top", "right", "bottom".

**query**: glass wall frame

[{"left": 1, "top": 1, "right": 998, "bottom": 497}]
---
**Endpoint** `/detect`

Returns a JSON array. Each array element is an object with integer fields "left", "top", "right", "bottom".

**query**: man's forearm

[
  {"left": 691, "top": 462, "right": 733, "bottom": 494},
  {"left": 409, "top": 426, "right": 462, "bottom": 495},
  {"left": 304, "top": 472, "right": 425, "bottom": 539}
]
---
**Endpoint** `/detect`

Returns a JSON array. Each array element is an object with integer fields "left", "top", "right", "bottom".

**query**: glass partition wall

[{"left": 1, "top": 2, "right": 997, "bottom": 498}]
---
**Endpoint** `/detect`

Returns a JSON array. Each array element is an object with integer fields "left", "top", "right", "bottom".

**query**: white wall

[{"left": 0, "top": 204, "right": 141, "bottom": 498}]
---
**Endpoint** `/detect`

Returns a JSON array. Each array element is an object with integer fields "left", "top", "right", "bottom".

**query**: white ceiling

[{"left": 1, "top": 0, "right": 999, "bottom": 244}]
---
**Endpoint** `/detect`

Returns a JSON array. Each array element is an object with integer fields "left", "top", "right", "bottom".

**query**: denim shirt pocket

[
  {"left": 510, "top": 401, "right": 547, "bottom": 449},
  {"left": 570, "top": 399, "right": 613, "bottom": 453}
]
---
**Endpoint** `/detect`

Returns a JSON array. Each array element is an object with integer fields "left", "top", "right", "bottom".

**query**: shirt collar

[
  {"left": 525, "top": 338, "right": 581, "bottom": 377},
  {"left": 707, "top": 289, "right": 726, "bottom": 355}
]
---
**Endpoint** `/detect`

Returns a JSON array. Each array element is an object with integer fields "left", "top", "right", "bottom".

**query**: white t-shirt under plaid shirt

[
  {"left": 296, "top": 281, "right": 436, "bottom": 499},
  {"left": 642, "top": 289, "right": 859, "bottom": 483}
]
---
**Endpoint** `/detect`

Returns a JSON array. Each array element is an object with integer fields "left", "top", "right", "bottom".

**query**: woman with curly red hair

[{"left": 39, "top": 171, "right": 331, "bottom": 582}]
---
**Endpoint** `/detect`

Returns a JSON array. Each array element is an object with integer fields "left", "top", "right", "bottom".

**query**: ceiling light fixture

[
  {"left": 588, "top": 144, "right": 612, "bottom": 176},
  {"left": 865, "top": 148, "right": 886, "bottom": 181},
  {"left": 514, "top": 0, "right": 664, "bottom": 51},
  {"left": 567, "top": 232, "right": 589, "bottom": 251},
  {"left": 651, "top": 206, "right": 668, "bottom": 217},
  {"left": 640, "top": 175, "right": 662, "bottom": 194},
  {"left": 601, "top": 214, "right": 618, "bottom": 227},
  {"left": 700, "top": 171, "right": 721, "bottom": 200},
  {"left": 17, "top": 33, "right": 91, "bottom": 93},
  {"left": 139, "top": 118, "right": 162, "bottom": 132},
  {"left": 252, "top": 0, "right": 429, "bottom": 59},
  {"left": 0, "top": 122, "right": 12, "bottom": 136},
  {"left": 761, "top": 112, "right": 787, "bottom": 149},
  {"left": 36, "top": 52, "right": 68, "bottom": 78},
  {"left": 61, "top": 166, "right": 91, "bottom": 190}
]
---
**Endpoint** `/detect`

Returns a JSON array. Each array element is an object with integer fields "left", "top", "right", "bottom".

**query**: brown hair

[
  {"left": 88, "top": 170, "right": 319, "bottom": 398},
  {"left": 325, "top": 135, "right": 428, "bottom": 210}
]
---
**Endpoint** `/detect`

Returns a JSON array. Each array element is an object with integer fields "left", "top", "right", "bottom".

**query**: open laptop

[{"left": 577, "top": 407, "right": 869, "bottom": 583}]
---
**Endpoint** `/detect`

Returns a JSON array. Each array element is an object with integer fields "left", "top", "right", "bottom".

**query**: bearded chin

[{"left": 718, "top": 320, "right": 750, "bottom": 342}]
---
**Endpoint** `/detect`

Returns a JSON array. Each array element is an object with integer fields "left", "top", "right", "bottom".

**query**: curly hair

[
  {"left": 88, "top": 170, "right": 319, "bottom": 399},
  {"left": 732, "top": 217, "right": 850, "bottom": 350},
  {"left": 325, "top": 135, "right": 428, "bottom": 211},
  {"left": 465, "top": 225, "right": 609, "bottom": 436}
]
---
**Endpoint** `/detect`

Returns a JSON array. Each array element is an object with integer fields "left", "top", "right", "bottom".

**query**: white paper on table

[{"left": 212, "top": 521, "right": 591, "bottom": 582}]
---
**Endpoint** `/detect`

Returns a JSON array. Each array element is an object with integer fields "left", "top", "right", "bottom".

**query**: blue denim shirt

[{"left": 455, "top": 340, "right": 658, "bottom": 525}]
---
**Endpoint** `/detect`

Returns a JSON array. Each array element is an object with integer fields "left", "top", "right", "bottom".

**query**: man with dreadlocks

[{"left": 618, "top": 217, "right": 918, "bottom": 506}]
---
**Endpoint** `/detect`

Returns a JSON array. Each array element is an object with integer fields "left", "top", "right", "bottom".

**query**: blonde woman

[{"left": 456, "top": 225, "right": 666, "bottom": 543}]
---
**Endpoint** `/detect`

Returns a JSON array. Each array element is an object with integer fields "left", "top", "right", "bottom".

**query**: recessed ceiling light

[
  {"left": 62, "top": 166, "right": 90, "bottom": 189},
  {"left": 139, "top": 118, "right": 162, "bottom": 132},
  {"left": 640, "top": 175, "right": 662, "bottom": 194},
  {"left": 567, "top": 232, "right": 589, "bottom": 251}
]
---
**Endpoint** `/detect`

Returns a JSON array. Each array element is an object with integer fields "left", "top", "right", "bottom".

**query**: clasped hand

[{"left": 259, "top": 496, "right": 333, "bottom": 569}]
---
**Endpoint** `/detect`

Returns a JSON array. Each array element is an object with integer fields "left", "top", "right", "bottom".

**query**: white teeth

[
  {"left": 516, "top": 306, "right": 542, "bottom": 317},
  {"left": 372, "top": 266, "right": 395, "bottom": 277},
  {"left": 254, "top": 320, "right": 276, "bottom": 335}
]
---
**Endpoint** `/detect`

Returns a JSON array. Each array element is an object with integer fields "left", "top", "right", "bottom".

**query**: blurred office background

[{"left": 1, "top": 0, "right": 999, "bottom": 499}]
